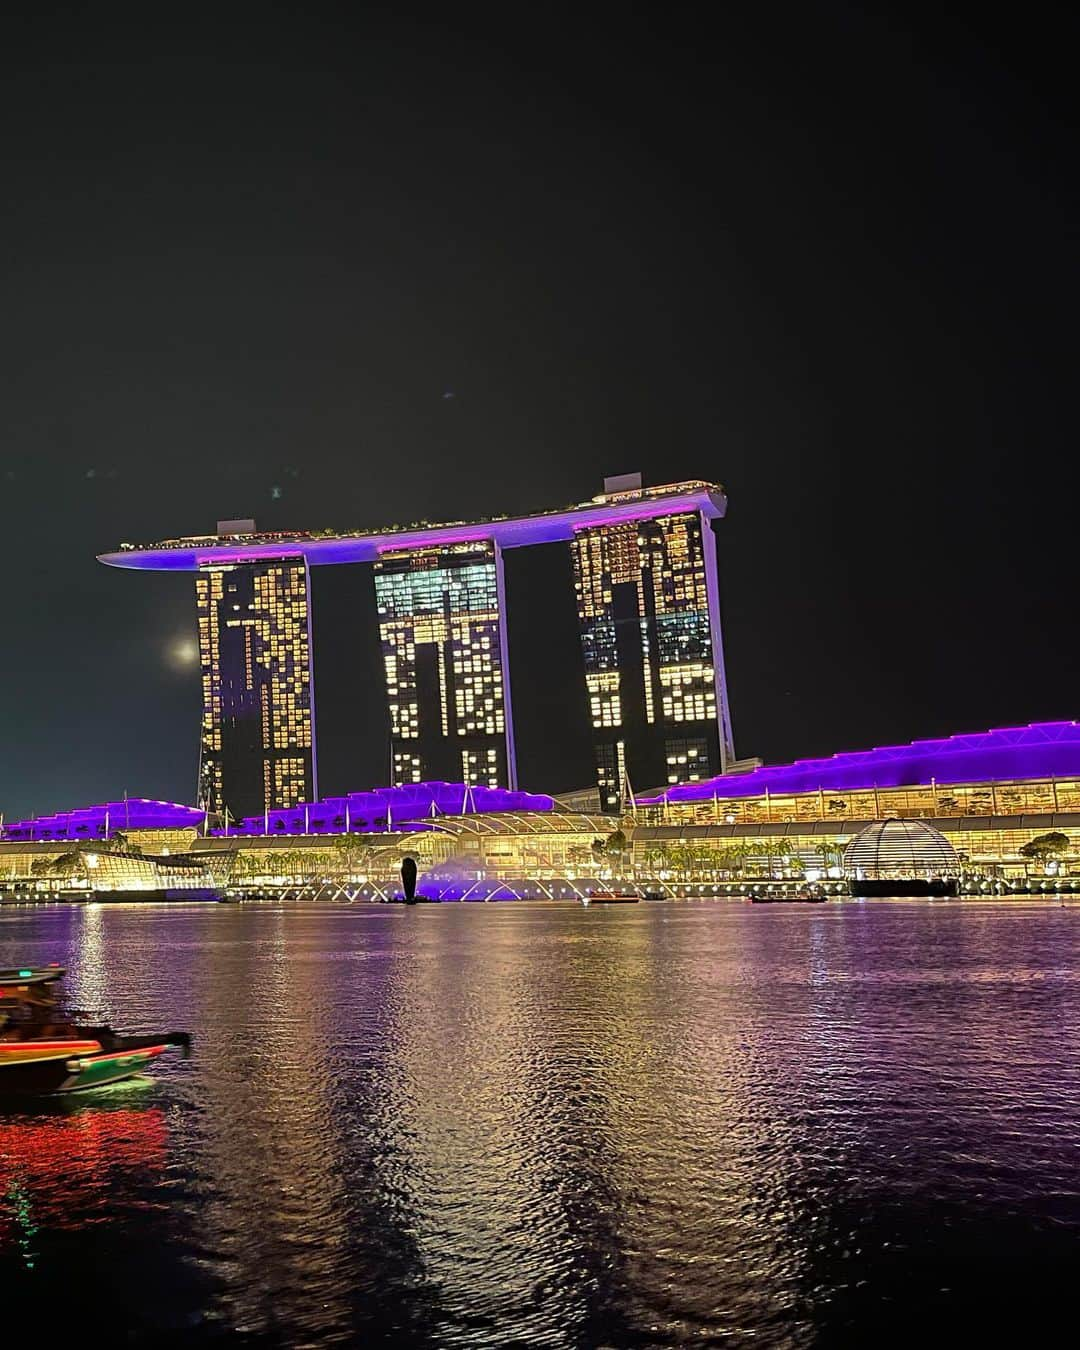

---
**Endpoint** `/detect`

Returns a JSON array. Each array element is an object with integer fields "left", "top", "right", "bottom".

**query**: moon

[{"left": 169, "top": 637, "right": 199, "bottom": 668}]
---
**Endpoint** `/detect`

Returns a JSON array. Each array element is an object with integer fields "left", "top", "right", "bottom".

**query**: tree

[
  {"left": 605, "top": 829, "right": 629, "bottom": 867},
  {"left": 739, "top": 839, "right": 772, "bottom": 876},
  {"left": 112, "top": 830, "right": 143, "bottom": 856},
  {"left": 1019, "top": 832, "right": 1070, "bottom": 864},
  {"left": 642, "top": 846, "right": 663, "bottom": 874},
  {"left": 713, "top": 842, "right": 748, "bottom": 877},
  {"left": 279, "top": 849, "right": 306, "bottom": 880},
  {"left": 691, "top": 843, "right": 714, "bottom": 879},
  {"left": 661, "top": 840, "right": 715, "bottom": 880},
  {"left": 606, "top": 828, "right": 628, "bottom": 854},
  {"left": 666, "top": 843, "right": 688, "bottom": 877},
  {"left": 236, "top": 851, "right": 262, "bottom": 878},
  {"left": 334, "top": 833, "right": 369, "bottom": 877}
]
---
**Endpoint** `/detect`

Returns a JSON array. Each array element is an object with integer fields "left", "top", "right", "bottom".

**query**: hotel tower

[
  {"left": 373, "top": 541, "right": 516, "bottom": 789},
  {"left": 570, "top": 480, "right": 735, "bottom": 807},
  {"left": 194, "top": 546, "right": 316, "bottom": 822},
  {"left": 102, "top": 478, "right": 735, "bottom": 814}
]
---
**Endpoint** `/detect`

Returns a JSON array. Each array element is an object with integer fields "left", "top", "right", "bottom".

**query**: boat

[
  {"left": 588, "top": 891, "right": 641, "bottom": 904},
  {"left": 0, "top": 967, "right": 191, "bottom": 1097},
  {"left": 641, "top": 887, "right": 668, "bottom": 901},
  {"left": 846, "top": 878, "right": 959, "bottom": 897},
  {"left": 82, "top": 887, "right": 223, "bottom": 904},
  {"left": 749, "top": 891, "right": 828, "bottom": 904},
  {"left": 1, "top": 882, "right": 222, "bottom": 905}
]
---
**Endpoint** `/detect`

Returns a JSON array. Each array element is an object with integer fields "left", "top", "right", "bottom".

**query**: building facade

[
  {"left": 7, "top": 725, "right": 1080, "bottom": 893},
  {"left": 571, "top": 502, "right": 735, "bottom": 809},
  {"left": 195, "top": 558, "right": 316, "bottom": 820},
  {"left": 100, "top": 479, "right": 734, "bottom": 804},
  {"left": 632, "top": 721, "right": 1080, "bottom": 882},
  {"left": 373, "top": 542, "right": 516, "bottom": 788}
]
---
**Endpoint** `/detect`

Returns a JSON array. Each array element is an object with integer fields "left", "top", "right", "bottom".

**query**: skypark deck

[{"left": 98, "top": 480, "right": 726, "bottom": 570}]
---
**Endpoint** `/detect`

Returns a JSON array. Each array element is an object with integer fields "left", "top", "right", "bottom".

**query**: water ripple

[{"left": 2, "top": 899, "right": 1079, "bottom": 1344}]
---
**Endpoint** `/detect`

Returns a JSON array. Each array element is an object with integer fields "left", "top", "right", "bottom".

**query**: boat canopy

[{"left": 0, "top": 967, "right": 65, "bottom": 988}]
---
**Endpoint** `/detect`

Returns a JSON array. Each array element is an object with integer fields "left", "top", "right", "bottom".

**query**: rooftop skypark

[{"left": 97, "top": 479, "right": 727, "bottom": 570}]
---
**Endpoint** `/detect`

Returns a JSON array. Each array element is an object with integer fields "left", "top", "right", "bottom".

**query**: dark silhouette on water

[
  {"left": 401, "top": 856, "right": 418, "bottom": 904},
  {"left": 383, "top": 856, "right": 439, "bottom": 904},
  {"left": 394, "top": 856, "right": 441, "bottom": 904}
]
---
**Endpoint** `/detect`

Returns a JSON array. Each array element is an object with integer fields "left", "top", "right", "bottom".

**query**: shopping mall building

[
  {"left": 631, "top": 721, "right": 1080, "bottom": 883},
  {"left": 3, "top": 723, "right": 1080, "bottom": 896}
]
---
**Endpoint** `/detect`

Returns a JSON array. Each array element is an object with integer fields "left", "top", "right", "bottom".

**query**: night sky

[{"left": 1, "top": 8, "right": 1077, "bottom": 817}]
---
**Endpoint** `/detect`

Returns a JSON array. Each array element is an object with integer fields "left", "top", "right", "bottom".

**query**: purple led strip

[{"left": 640, "top": 721, "right": 1080, "bottom": 805}]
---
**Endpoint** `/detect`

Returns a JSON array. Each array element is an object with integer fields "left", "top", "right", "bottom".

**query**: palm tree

[
  {"left": 691, "top": 842, "right": 713, "bottom": 879},
  {"left": 334, "top": 833, "right": 369, "bottom": 879},
  {"left": 815, "top": 840, "right": 845, "bottom": 875},
  {"left": 605, "top": 829, "right": 630, "bottom": 877},
  {"left": 281, "top": 849, "right": 306, "bottom": 881},
  {"left": 714, "top": 842, "right": 747, "bottom": 877}
]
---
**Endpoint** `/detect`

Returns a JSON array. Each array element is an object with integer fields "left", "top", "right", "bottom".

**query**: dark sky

[{"left": 1, "top": 6, "right": 1077, "bottom": 816}]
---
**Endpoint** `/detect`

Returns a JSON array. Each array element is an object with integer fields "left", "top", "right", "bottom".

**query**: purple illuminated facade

[
  {"left": 97, "top": 482, "right": 730, "bottom": 571},
  {"left": 218, "top": 781, "right": 554, "bottom": 836},
  {"left": 6, "top": 723, "right": 1080, "bottom": 851},
  {"left": 639, "top": 721, "right": 1080, "bottom": 805},
  {"left": 1, "top": 799, "right": 205, "bottom": 842},
  {"left": 0, "top": 784, "right": 551, "bottom": 843}
]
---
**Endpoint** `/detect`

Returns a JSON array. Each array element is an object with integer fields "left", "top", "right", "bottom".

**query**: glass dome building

[{"left": 843, "top": 819, "right": 959, "bottom": 895}]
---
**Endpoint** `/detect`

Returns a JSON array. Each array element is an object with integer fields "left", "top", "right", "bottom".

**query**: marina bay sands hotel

[{"left": 100, "top": 476, "right": 740, "bottom": 820}]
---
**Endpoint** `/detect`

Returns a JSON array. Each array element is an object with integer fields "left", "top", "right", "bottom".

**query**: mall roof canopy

[
  {"left": 1, "top": 799, "right": 205, "bottom": 842},
  {"left": 223, "top": 782, "right": 557, "bottom": 835},
  {"left": 398, "top": 811, "right": 614, "bottom": 837},
  {"left": 640, "top": 721, "right": 1080, "bottom": 806},
  {"left": 98, "top": 481, "right": 726, "bottom": 570}
]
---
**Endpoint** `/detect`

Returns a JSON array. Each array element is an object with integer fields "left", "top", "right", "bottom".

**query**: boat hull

[
  {"left": 0, "top": 1034, "right": 190, "bottom": 1097},
  {"left": 86, "top": 888, "right": 223, "bottom": 904},
  {"left": 846, "top": 878, "right": 959, "bottom": 897},
  {"left": 750, "top": 895, "right": 828, "bottom": 904}
]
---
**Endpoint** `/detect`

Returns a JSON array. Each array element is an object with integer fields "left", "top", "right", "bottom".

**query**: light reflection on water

[{"left": 2, "top": 899, "right": 1080, "bottom": 1345}]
